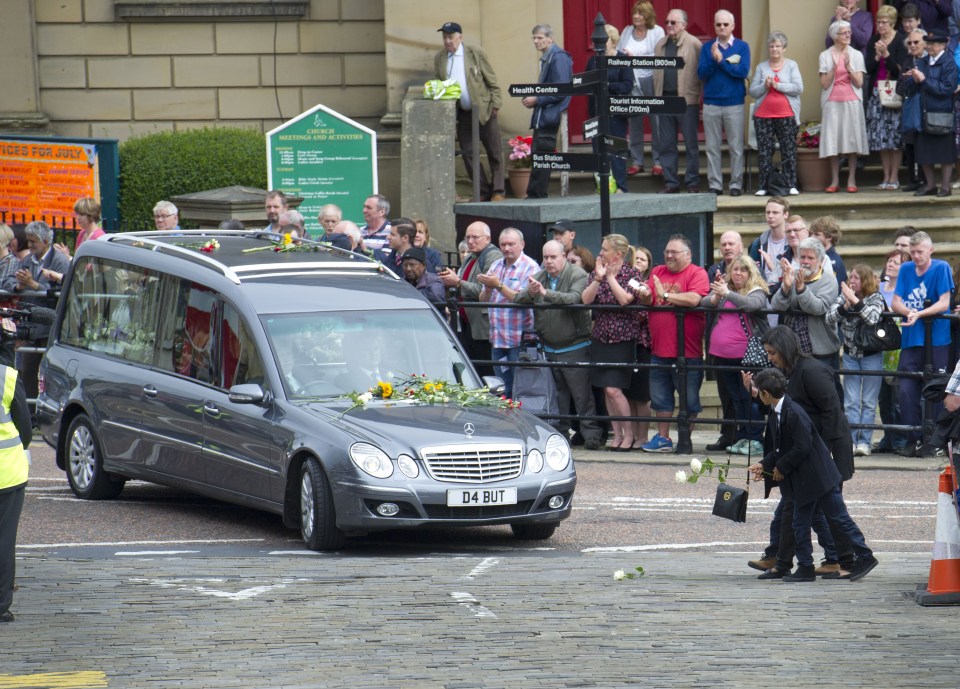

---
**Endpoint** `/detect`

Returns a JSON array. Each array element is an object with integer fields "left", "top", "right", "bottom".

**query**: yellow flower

[
  {"left": 378, "top": 382, "right": 393, "bottom": 399},
  {"left": 424, "top": 383, "right": 435, "bottom": 393},
  {"left": 283, "top": 232, "right": 293, "bottom": 245}
]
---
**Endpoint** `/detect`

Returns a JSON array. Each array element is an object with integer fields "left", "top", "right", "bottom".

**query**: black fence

[{"left": 447, "top": 297, "right": 947, "bottom": 453}]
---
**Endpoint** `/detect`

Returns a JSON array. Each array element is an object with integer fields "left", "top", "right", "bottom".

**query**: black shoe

[
  {"left": 708, "top": 188, "right": 722, "bottom": 194},
  {"left": 783, "top": 565, "right": 817, "bottom": 582},
  {"left": 914, "top": 186, "right": 938, "bottom": 196},
  {"left": 569, "top": 433, "right": 585, "bottom": 447},
  {"left": 658, "top": 186, "right": 679, "bottom": 194},
  {"left": 584, "top": 441, "right": 602, "bottom": 451},
  {"left": 757, "top": 568, "right": 789, "bottom": 580},
  {"left": 938, "top": 188, "right": 953, "bottom": 198},
  {"left": 687, "top": 185, "right": 701, "bottom": 193},
  {"left": 902, "top": 181, "right": 923, "bottom": 192},
  {"left": 921, "top": 444, "right": 947, "bottom": 458},
  {"left": 847, "top": 555, "right": 879, "bottom": 582},
  {"left": 0, "top": 610, "right": 14, "bottom": 623},
  {"left": 872, "top": 442, "right": 893, "bottom": 453},
  {"left": 897, "top": 441, "right": 921, "bottom": 458},
  {"left": 706, "top": 438, "right": 733, "bottom": 452},
  {"left": 729, "top": 188, "right": 742, "bottom": 197}
]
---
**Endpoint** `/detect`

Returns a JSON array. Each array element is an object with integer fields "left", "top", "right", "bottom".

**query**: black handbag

[
  {"left": 738, "top": 313, "right": 772, "bottom": 368},
  {"left": 923, "top": 110, "right": 953, "bottom": 136},
  {"left": 855, "top": 315, "right": 901, "bottom": 352},
  {"left": 712, "top": 482, "right": 748, "bottom": 522}
]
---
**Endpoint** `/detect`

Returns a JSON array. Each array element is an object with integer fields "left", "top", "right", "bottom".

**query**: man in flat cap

[{"left": 435, "top": 21, "right": 506, "bottom": 202}]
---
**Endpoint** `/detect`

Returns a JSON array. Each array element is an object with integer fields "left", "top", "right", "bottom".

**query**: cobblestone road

[{"left": 3, "top": 549, "right": 955, "bottom": 688}]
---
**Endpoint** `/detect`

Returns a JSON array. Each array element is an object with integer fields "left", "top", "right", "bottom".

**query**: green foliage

[{"left": 119, "top": 128, "right": 267, "bottom": 227}]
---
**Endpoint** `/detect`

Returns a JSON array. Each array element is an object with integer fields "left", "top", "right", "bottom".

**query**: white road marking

[
  {"left": 130, "top": 576, "right": 309, "bottom": 600},
  {"left": 18, "top": 538, "right": 263, "bottom": 549},
  {"left": 461, "top": 556, "right": 499, "bottom": 580},
  {"left": 116, "top": 550, "right": 199, "bottom": 556},
  {"left": 584, "top": 541, "right": 770, "bottom": 553},
  {"left": 450, "top": 591, "right": 496, "bottom": 618}
]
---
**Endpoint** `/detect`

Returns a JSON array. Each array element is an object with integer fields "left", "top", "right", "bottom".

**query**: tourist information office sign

[{"left": 267, "top": 104, "right": 377, "bottom": 234}]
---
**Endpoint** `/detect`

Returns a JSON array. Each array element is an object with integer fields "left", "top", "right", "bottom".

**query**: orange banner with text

[{"left": 0, "top": 139, "right": 99, "bottom": 225}]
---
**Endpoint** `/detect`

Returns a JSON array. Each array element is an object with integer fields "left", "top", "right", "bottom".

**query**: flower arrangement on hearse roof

[
  {"left": 508, "top": 135, "right": 533, "bottom": 169},
  {"left": 342, "top": 373, "right": 521, "bottom": 415}
]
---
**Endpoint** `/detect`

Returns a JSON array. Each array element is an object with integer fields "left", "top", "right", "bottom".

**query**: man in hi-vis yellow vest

[{"left": 0, "top": 363, "right": 33, "bottom": 623}]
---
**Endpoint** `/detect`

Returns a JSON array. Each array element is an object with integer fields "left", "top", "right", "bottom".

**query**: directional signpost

[{"left": 508, "top": 11, "right": 682, "bottom": 236}]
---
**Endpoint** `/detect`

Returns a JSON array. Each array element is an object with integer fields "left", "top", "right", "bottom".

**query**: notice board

[
  {"left": 0, "top": 139, "right": 100, "bottom": 224},
  {"left": 0, "top": 135, "right": 118, "bottom": 231},
  {"left": 266, "top": 104, "right": 377, "bottom": 235}
]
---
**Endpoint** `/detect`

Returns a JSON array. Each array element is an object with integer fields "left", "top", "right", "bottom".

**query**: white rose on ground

[
  {"left": 613, "top": 570, "right": 625, "bottom": 581},
  {"left": 690, "top": 457, "right": 702, "bottom": 473},
  {"left": 675, "top": 469, "right": 687, "bottom": 483}
]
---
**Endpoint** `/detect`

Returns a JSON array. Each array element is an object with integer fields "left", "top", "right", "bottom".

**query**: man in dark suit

[
  {"left": 749, "top": 368, "right": 878, "bottom": 583},
  {"left": 435, "top": 21, "right": 505, "bottom": 202}
]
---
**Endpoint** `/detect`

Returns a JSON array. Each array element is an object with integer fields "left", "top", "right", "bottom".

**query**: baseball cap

[
  {"left": 549, "top": 219, "right": 576, "bottom": 233},
  {"left": 438, "top": 22, "right": 462, "bottom": 34}
]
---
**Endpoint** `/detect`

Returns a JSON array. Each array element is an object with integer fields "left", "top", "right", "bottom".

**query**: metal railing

[{"left": 446, "top": 295, "right": 948, "bottom": 453}]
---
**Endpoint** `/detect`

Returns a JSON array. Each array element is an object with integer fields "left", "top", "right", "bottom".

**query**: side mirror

[
  {"left": 482, "top": 376, "right": 506, "bottom": 396},
  {"left": 228, "top": 383, "right": 269, "bottom": 405}
]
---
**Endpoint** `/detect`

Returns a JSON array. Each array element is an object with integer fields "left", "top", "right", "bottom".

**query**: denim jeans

[
  {"left": 843, "top": 351, "right": 883, "bottom": 447},
  {"left": 492, "top": 346, "right": 521, "bottom": 399},
  {"left": 649, "top": 356, "right": 703, "bottom": 413},
  {"left": 898, "top": 345, "right": 950, "bottom": 443},
  {"left": 793, "top": 487, "right": 872, "bottom": 568},
  {"left": 714, "top": 357, "right": 763, "bottom": 441}
]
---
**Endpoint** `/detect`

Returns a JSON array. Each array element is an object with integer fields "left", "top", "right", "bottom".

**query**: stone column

[
  {"left": 401, "top": 87, "right": 457, "bottom": 254},
  {"left": 0, "top": 0, "right": 49, "bottom": 132}
]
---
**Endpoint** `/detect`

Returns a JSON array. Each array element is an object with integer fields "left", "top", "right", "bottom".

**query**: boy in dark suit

[{"left": 748, "top": 368, "right": 879, "bottom": 582}]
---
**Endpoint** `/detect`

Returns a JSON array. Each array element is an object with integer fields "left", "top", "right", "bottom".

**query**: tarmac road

[{"left": 4, "top": 440, "right": 955, "bottom": 689}]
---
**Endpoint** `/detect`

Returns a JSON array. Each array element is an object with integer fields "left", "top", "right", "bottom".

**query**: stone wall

[{"left": 34, "top": 0, "right": 387, "bottom": 142}]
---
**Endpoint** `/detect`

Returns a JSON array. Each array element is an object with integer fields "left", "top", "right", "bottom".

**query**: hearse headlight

[
  {"left": 397, "top": 454, "right": 420, "bottom": 479},
  {"left": 545, "top": 434, "right": 571, "bottom": 472},
  {"left": 526, "top": 449, "right": 544, "bottom": 473},
  {"left": 350, "top": 443, "right": 394, "bottom": 479}
]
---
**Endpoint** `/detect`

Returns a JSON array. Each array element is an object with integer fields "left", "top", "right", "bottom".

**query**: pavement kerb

[{"left": 571, "top": 430, "right": 947, "bottom": 471}]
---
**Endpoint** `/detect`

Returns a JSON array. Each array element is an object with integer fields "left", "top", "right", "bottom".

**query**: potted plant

[
  {"left": 507, "top": 135, "right": 532, "bottom": 198},
  {"left": 795, "top": 121, "right": 831, "bottom": 192}
]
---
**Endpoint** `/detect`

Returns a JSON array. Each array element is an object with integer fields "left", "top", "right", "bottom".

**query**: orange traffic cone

[{"left": 915, "top": 464, "right": 960, "bottom": 606}]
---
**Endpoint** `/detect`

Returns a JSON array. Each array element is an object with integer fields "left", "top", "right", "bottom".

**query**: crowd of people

[
  {"left": 433, "top": 3, "right": 960, "bottom": 199},
  {"left": 439, "top": 196, "right": 957, "bottom": 464}
]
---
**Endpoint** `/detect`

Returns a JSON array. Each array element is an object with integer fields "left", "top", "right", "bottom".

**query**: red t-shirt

[{"left": 646, "top": 263, "right": 710, "bottom": 359}]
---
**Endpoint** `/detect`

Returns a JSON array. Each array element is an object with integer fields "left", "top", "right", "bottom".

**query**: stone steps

[{"left": 713, "top": 190, "right": 960, "bottom": 270}]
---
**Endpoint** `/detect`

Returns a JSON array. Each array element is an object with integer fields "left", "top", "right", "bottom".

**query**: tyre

[
  {"left": 510, "top": 522, "right": 558, "bottom": 540},
  {"left": 299, "top": 457, "right": 345, "bottom": 551},
  {"left": 65, "top": 414, "right": 125, "bottom": 500}
]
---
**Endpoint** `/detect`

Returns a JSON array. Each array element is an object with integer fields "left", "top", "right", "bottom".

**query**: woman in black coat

[
  {"left": 587, "top": 24, "right": 635, "bottom": 193},
  {"left": 901, "top": 32, "right": 959, "bottom": 196}
]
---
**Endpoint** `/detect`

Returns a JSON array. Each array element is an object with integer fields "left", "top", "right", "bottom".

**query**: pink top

[
  {"left": 829, "top": 53, "right": 857, "bottom": 102},
  {"left": 76, "top": 225, "right": 105, "bottom": 248},
  {"left": 708, "top": 302, "right": 750, "bottom": 359},
  {"left": 755, "top": 67, "right": 794, "bottom": 119}
]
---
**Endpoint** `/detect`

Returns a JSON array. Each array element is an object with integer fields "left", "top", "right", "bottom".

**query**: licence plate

[{"left": 447, "top": 487, "right": 518, "bottom": 507}]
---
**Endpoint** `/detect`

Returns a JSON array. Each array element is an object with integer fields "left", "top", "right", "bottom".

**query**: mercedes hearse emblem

[{"left": 464, "top": 422, "right": 475, "bottom": 438}]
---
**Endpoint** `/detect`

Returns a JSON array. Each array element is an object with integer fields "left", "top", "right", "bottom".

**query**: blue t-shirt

[{"left": 894, "top": 259, "right": 955, "bottom": 348}]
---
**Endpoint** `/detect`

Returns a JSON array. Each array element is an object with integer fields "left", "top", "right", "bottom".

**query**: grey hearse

[{"left": 35, "top": 231, "right": 576, "bottom": 550}]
